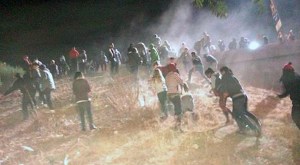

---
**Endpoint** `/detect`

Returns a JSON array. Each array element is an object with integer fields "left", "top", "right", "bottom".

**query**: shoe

[
  {"left": 236, "top": 129, "right": 248, "bottom": 135},
  {"left": 89, "top": 124, "right": 97, "bottom": 130},
  {"left": 160, "top": 116, "right": 168, "bottom": 122}
]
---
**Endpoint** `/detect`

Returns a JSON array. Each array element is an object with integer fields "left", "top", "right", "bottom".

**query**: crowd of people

[{"left": 0, "top": 32, "right": 299, "bottom": 135}]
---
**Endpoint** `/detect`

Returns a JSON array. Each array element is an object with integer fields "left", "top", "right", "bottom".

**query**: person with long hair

[
  {"left": 205, "top": 67, "right": 232, "bottom": 124},
  {"left": 219, "top": 66, "right": 261, "bottom": 136},
  {"left": 278, "top": 62, "right": 300, "bottom": 129},
  {"left": 73, "top": 72, "right": 96, "bottom": 131},
  {"left": 150, "top": 68, "right": 168, "bottom": 120}
]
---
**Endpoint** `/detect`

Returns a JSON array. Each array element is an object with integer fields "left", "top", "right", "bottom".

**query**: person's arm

[
  {"left": 278, "top": 90, "right": 289, "bottom": 98},
  {"left": 4, "top": 81, "right": 19, "bottom": 96},
  {"left": 174, "top": 73, "right": 184, "bottom": 85},
  {"left": 277, "top": 83, "right": 289, "bottom": 98}
]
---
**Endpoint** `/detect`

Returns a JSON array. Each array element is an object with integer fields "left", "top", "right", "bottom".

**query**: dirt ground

[{"left": 0, "top": 72, "right": 299, "bottom": 165}]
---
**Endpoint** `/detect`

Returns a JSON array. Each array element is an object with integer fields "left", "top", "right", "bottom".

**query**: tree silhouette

[{"left": 194, "top": 0, "right": 265, "bottom": 17}]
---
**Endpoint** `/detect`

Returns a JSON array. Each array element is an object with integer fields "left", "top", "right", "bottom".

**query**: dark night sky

[
  {"left": 0, "top": 0, "right": 173, "bottom": 64},
  {"left": 0, "top": 0, "right": 299, "bottom": 65}
]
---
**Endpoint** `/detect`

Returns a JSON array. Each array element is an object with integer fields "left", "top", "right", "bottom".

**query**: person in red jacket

[
  {"left": 73, "top": 71, "right": 96, "bottom": 131},
  {"left": 69, "top": 47, "right": 80, "bottom": 74}
]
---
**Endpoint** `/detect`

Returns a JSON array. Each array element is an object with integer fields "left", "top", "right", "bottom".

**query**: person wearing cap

[
  {"left": 165, "top": 63, "right": 188, "bottom": 130},
  {"left": 2, "top": 73, "right": 36, "bottom": 120},
  {"left": 40, "top": 64, "right": 55, "bottom": 109},
  {"left": 219, "top": 66, "right": 260, "bottom": 135},
  {"left": 278, "top": 62, "right": 300, "bottom": 129},
  {"left": 205, "top": 68, "right": 232, "bottom": 124},
  {"left": 73, "top": 71, "right": 97, "bottom": 131}
]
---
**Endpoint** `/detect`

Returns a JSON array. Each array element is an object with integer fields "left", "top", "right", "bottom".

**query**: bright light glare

[{"left": 248, "top": 41, "right": 260, "bottom": 50}]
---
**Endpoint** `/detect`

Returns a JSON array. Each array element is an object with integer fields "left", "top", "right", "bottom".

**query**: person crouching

[{"left": 72, "top": 72, "right": 97, "bottom": 131}]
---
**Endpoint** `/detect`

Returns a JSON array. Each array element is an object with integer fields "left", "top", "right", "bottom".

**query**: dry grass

[{"left": 0, "top": 71, "right": 300, "bottom": 165}]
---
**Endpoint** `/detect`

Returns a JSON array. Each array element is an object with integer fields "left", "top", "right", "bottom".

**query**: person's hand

[{"left": 183, "top": 83, "right": 189, "bottom": 92}]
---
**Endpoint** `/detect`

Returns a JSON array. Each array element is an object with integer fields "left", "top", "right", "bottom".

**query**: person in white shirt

[
  {"left": 165, "top": 63, "right": 188, "bottom": 130},
  {"left": 150, "top": 69, "right": 168, "bottom": 120}
]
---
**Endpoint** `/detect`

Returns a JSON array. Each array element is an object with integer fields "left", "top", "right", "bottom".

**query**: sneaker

[{"left": 89, "top": 124, "right": 97, "bottom": 130}]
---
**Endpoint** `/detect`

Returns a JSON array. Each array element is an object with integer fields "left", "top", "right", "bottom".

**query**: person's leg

[
  {"left": 196, "top": 65, "right": 210, "bottom": 83},
  {"left": 170, "top": 95, "right": 182, "bottom": 127},
  {"left": 292, "top": 105, "right": 300, "bottom": 129},
  {"left": 100, "top": 63, "right": 104, "bottom": 72},
  {"left": 219, "top": 96, "right": 231, "bottom": 123},
  {"left": 188, "top": 68, "right": 194, "bottom": 82},
  {"left": 232, "top": 97, "right": 248, "bottom": 131},
  {"left": 45, "top": 89, "right": 54, "bottom": 109},
  {"left": 104, "top": 63, "right": 107, "bottom": 71},
  {"left": 85, "top": 101, "right": 96, "bottom": 129},
  {"left": 22, "top": 96, "right": 29, "bottom": 120},
  {"left": 115, "top": 63, "right": 119, "bottom": 74},
  {"left": 157, "top": 91, "right": 168, "bottom": 118},
  {"left": 40, "top": 90, "right": 46, "bottom": 105},
  {"left": 77, "top": 103, "right": 86, "bottom": 131}
]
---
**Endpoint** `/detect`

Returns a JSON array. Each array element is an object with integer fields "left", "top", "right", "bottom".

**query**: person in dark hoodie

[
  {"left": 219, "top": 66, "right": 261, "bottom": 136},
  {"left": 205, "top": 68, "right": 232, "bottom": 124},
  {"left": 73, "top": 72, "right": 97, "bottom": 131},
  {"left": 2, "top": 73, "right": 36, "bottom": 120},
  {"left": 278, "top": 62, "right": 300, "bottom": 129}
]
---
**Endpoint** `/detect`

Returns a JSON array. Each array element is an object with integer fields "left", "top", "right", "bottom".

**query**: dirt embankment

[{"left": 213, "top": 40, "right": 300, "bottom": 89}]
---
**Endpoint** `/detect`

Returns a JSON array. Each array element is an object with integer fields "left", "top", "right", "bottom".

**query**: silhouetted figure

[
  {"left": 73, "top": 72, "right": 96, "bottom": 131},
  {"left": 263, "top": 36, "right": 269, "bottom": 45},
  {"left": 127, "top": 47, "right": 142, "bottom": 78},
  {"left": 58, "top": 55, "right": 70, "bottom": 76},
  {"left": 3, "top": 73, "right": 36, "bottom": 120},
  {"left": 228, "top": 38, "right": 237, "bottom": 50},
  {"left": 219, "top": 66, "right": 261, "bottom": 135},
  {"left": 205, "top": 68, "right": 232, "bottom": 123},
  {"left": 21, "top": 55, "right": 32, "bottom": 71},
  {"left": 152, "top": 34, "right": 162, "bottom": 48},
  {"left": 40, "top": 64, "right": 55, "bottom": 109},
  {"left": 79, "top": 50, "right": 88, "bottom": 74},
  {"left": 107, "top": 43, "right": 119, "bottom": 76},
  {"left": 69, "top": 47, "right": 80, "bottom": 74},
  {"left": 127, "top": 43, "right": 135, "bottom": 54},
  {"left": 49, "top": 60, "right": 59, "bottom": 79},
  {"left": 288, "top": 30, "right": 295, "bottom": 41},
  {"left": 188, "top": 52, "right": 209, "bottom": 83},
  {"left": 95, "top": 51, "right": 108, "bottom": 72},
  {"left": 149, "top": 44, "right": 160, "bottom": 65},
  {"left": 278, "top": 62, "right": 300, "bottom": 129},
  {"left": 239, "top": 37, "right": 247, "bottom": 49},
  {"left": 218, "top": 40, "right": 226, "bottom": 52},
  {"left": 135, "top": 42, "right": 149, "bottom": 66}
]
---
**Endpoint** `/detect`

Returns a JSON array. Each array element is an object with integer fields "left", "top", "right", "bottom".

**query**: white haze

[{"left": 145, "top": 0, "right": 275, "bottom": 52}]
